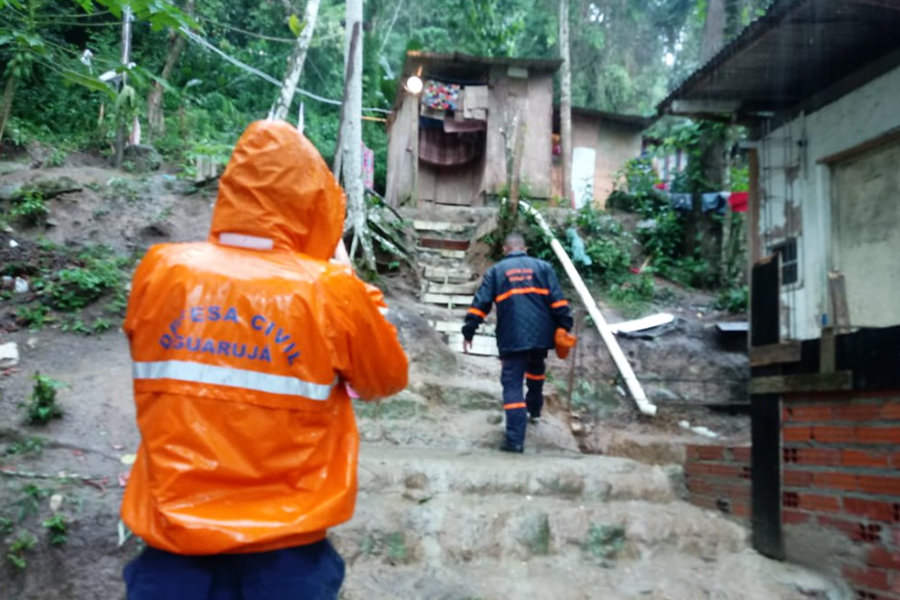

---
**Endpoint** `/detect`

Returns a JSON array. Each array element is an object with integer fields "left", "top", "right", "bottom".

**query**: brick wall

[
  {"left": 782, "top": 392, "right": 900, "bottom": 600},
  {"left": 684, "top": 444, "right": 752, "bottom": 522}
]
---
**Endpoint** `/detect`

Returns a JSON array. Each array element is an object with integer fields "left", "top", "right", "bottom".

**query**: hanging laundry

[
  {"left": 728, "top": 191, "right": 749, "bottom": 212},
  {"left": 422, "top": 80, "right": 461, "bottom": 111},
  {"left": 670, "top": 193, "right": 693, "bottom": 213},
  {"left": 701, "top": 192, "right": 728, "bottom": 215},
  {"left": 461, "top": 85, "right": 489, "bottom": 120}
]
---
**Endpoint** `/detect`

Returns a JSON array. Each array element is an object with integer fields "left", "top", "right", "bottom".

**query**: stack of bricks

[
  {"left": 782, "top": 392, "right": 900, "bottom": 600},
  {"left": 684, "top": 444, "right": 752, "bottom": 522}
]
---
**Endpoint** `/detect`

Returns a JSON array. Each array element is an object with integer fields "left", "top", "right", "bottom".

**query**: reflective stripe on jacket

[
  {"left": 462, "top": 252, "right": 573, "bottom": 355},
  {"left": 120, "top": 121, "right": 409, "bottom": 555}
]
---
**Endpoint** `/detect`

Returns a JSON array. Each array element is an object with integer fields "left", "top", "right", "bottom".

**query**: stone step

[
  {"left": 430, "top": 319, "right": 496, "bottom": 337},
  {"left": 355, "top": 445, "right": 679, "bottom": 504},
  {"left": 423, "top": 265, "right": 475, "bottom": 283},
  {"left": 423, "top": 281, "right": 479, "bottom": 295},
  {"left": 416, "top": 247, "right": 467, "bottom": 260},
  {"left": 446, "top": 332, "right": 498, "bottom": 355},
  {"left": 421, "top": 292, "right": 473, "bottom": 307},
  {"left": 413, "top": 220, "right": 471, "bottom": 234},
  {"left": 337, "top": 550, "right": 841, "bottom": 600},
  {"left": 334, "top": 493, "right": 746, "bottom": 565}
]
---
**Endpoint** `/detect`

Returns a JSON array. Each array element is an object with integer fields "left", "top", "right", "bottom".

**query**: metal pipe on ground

[{"left": 518, "top": 200, "right": 657, "bottom": 417}]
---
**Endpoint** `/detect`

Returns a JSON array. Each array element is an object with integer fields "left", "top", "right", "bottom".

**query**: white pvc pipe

[{"left": 519, "top": 201, "right": 657, "bottom": 417}]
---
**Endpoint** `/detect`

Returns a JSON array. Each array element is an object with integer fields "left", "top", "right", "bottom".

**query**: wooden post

[
  {"left": 113, "top": 6, "right": 133, "bottom": 170},
  {"left": 559, "top": 0, "right": 572, "bottom": 206}
]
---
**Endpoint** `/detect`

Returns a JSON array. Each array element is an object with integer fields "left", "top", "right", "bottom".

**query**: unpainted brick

[
  {"left": 834, "top": 404, "right": 883, "bottom": 422},
  {"left": 730, "top": 446, "right": 751, "bottom": 463},
  {"left": 868, "top": 547, "right": 900, "bottom": 571},
  {"left": 784, "top": 426, "right": 813, "bottom": 442},
  {"left": 844, "top": 449, "right": 891, "bottom": 469},
  {"left": 843, "top": 565, "right": 891, "bottom": 592},
  {"left": 857, "top": 427, "right": 900, "bottom": 445},
  {"left": 782, "top": 510, "right": 810, "bottom": 525},
  {"left": 815, "top": 471, "right": 859, "bottom": 491},
  {"left": 882, "top": 402, "right": 900, "bottom": 420},
  {"left": 858, "top": 475, "right": 900, "bottom": 497},
  {"left": 799, "top": 493, "right": 842, "bottom": 513},
  {"left": 783, "top": 469, "right": 815, "bottom": 488},
  {"left": 812, "top": 425, "right": 857, "bottom": 443},
  {"left": 784, "top": 405, "right": 834, "bottom": 422},
  {"left": 797, "top": 447, "right": 841, "bottom": 466},
  {"left": 844, "top": 498, "right": 899, "bottom": 523}
]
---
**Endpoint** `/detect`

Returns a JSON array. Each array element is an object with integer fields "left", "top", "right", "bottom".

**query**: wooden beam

[
  {"left": 828, "top": 272, "right": 851, "bottom": 330},
  {"left": 749, "top": 341, "right": 802, "bottom": 367},
  {"left": 748, "top": 148, "right": 762, "bottom": 263},
  {"left": 820, "top": 327, "right": 836, "bottom": 374},
  {"left": 854, "top": 0, "right": 900, "bottom": 11},
  {"left": 670, "top": 99, "right": 741, "bottom": 115},
  {"left": 818, "top": 126, "right": 900, "bottom": 165},
  {"left": 750, "top": 371, "right": 852, "bottom": 395},
  {"left": 426, "top": 281, "right": 479, "bottom": 295}
]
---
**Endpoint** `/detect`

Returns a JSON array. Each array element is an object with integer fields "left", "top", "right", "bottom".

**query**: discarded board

[
  {"left": 608, "top": 313, "right": 675, "bottom": 334},
  {"left": 749, "top": 341, "right": 801, "bottom": 367},
  {"left": 0, "top": 342, "right": 19, "bottom": 368},
  {"left": 716, "top": 322, "right": 749, "bottom": 333},
  {"left": 447, "top": 332, "right": 499, "bottom": 357},
  {"left": 749, "top": 371, "right": 852, "bottom": 395},
  {"left": 419, "top": 238, "right": 470, "bottom": 251},
  {"left": 422, "top": 293, "right": 473, "bottom": 306},
  {"left": 413, "top": 220, "right": 469, "bottom": 233}
]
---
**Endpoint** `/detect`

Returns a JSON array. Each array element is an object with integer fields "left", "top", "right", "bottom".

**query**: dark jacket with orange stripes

[{"left": 462, "top": 251, "right": 573, "bottom": 356}]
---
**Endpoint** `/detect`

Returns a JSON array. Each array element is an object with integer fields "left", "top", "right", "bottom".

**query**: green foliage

[
  {"left": 385, "top": 531, "right": 407, "bottom": 562},
  {"left": 9, "top": 190, "right": 49, "bottom": 227},
  {"left": 6, "top": 531, "right": 36, "bottom": 570},
  {"left": 16, "top": 303, "right": 49, "bottom": 330},
  {"left": 42, "top": 514, "right": 68, "bottom": 546},
  {"left": 21, "top": 372, "right": 65, "bottom": 426},
  {"left": 585, "top": 523, "right": 626, "bottom": 561},
  {"left": 4, "top": 436, "right": 45, "bottom": 457},
  {"left": 0, "top": 516, "right": 12, "bottom": 535},
  {"left": 730, "top": 165, "right": 750, "bottom": 193},
  {"left": 46, "top": 247, "right": 129, "bottom": 312},
  {"left": 715, "top": 285, "right": 748, "bottom": 313}
]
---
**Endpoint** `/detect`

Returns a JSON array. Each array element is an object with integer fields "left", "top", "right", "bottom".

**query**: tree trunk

[
  {"left": 0, "top": 76, "right": 18, "bottom": 144},
  {"left": 331, "top": 24, "right": 361, "bottom": 177},
  {"left": 270, "top": 0, "right": 322, "bottom": 121},
  {"left": 114, "top": 6, "right": 133, "bottom": 169},
  {"left": 699, "top": 0, "right": 726, "bottom": 64},
  {"left": 343, "top": 0, "right": 374, "bottom": 272},
  {"left": 147, "top": 0, "right": 193, "bottom": 139},
  {"left": 559, "top": 0, "right": 573, "bottom": 207}
]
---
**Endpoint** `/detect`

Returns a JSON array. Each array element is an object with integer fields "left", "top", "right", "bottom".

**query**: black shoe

[
  {"left": 529, "top": 415, "right": 541, "bottom": 425},
  {"left": 499, "top": 442, "right": 524, "bottom": 453}
]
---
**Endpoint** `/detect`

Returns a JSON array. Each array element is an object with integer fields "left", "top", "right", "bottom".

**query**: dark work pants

[
  {"left": 500, "top": 349, "right": 548, "bottom": 448},
  {"left": 123, "top": 539, "right": 345, "bottom": 600}
]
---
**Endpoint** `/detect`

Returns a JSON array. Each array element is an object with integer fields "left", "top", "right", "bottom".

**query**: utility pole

[{"left": 559, "top": 0, "right": 573, "bottom": 207}]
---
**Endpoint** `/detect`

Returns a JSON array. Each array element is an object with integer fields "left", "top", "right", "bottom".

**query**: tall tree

[
  {"left": 270, "top": 0, "right": 321, "bottom": 121},
  {"left": 146, "top": 0, "right": 194, "bottom": 138},
  {"left": 342, "top": 0, "right": 374, "bottom": 271},
  {"left": 699, "top": 0, "right": 726, "bottom": 64},
  {"left": 559, "top": 0, "right": 572, "bottom": 205}
]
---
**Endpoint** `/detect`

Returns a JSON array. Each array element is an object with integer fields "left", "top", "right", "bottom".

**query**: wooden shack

[{"left": 385, "top": 51, "right": 561, "bottom": 207}]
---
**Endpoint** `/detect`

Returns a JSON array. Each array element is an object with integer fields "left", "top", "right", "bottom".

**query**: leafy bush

[
  {"left": 10, "top": 191, "right": 49, "bottom": 227},
  {"left": 6, "top": 532, "right": 36, "bottom": 570},
  {"left": 21, "top": 373, "right": 65, "bottom": 426},
  {"left": 42, "top": 515, "right": 68, "bottom": 546},
  {"left": 715, "top": 285, "right": 749, "bottom": 313},
  {"left": 16, "top": 304, "right": 49, "bottom": 330},
  {"left": 46, "top": 248, "right": 129, "bottom": 312}
]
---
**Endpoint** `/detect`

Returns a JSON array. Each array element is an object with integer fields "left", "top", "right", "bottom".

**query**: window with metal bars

[{"left": 770, "top": 239, "right": 799, "bottom": 286}]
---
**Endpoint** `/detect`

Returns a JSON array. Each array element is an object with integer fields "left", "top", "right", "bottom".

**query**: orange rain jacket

[{"left": 120, "top": 120, "right": 409, "bottom": 555}]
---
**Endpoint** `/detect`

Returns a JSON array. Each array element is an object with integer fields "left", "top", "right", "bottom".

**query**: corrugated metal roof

[
  {"left": 657, "top": 0, "right": 900, "bottom": 120},
  {"left": 403, "top": 51, "right": 563, "bottom": 77}
]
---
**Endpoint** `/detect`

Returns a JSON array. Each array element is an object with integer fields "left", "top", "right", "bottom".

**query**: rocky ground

[{"left": 0, "top": 154, "right": 849, "bottom": 599}]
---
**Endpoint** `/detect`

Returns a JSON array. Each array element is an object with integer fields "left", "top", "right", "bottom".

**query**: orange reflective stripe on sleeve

[
  {"left": 551, "top": 299, "right": 569, "bottom": 309},
  {"left": 525, "top": 373, "right": 546, "bottom": 381},
  {"left": 495, "top": 287, "right": 550, "bottom": 303},
  {"left": 468, "top": 307, "right": 487, "bottom": 319},
  {"left": 504, "top": 402, "right": 527, "bottom": 410}
]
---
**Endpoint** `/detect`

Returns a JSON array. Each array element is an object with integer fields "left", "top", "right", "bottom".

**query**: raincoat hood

[{"left": 210, "top": 120, "right": 346, "bottom": 260}]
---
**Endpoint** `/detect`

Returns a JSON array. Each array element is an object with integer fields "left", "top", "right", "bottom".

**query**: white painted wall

[{"left": 759, "top": 63, "right": 900, "bottom": 340}]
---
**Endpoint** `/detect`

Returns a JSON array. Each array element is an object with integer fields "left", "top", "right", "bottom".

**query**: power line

[{"left": 181, "top": 28, "right": 391, "bottom": 115}]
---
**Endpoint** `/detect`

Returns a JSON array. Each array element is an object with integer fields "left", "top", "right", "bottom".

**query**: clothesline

[{"left": 181, "top": 28, "right": 392, "bottom": 115}]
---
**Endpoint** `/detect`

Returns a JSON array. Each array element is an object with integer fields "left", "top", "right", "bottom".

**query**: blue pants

[
  {"left": 500, "top": 349, "right": 547, "bottom": 448},
  {"left": 123, "top": 539, "right": 345, "bottom": 600}
]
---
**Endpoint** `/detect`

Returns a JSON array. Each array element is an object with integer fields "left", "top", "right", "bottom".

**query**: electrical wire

[{"left": 180, "top": 27, "right": 392, "bottom": 115}]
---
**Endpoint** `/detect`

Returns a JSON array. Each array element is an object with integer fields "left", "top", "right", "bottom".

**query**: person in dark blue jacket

[{"left": 462, "top": 232, "right": 574, "bottom": 453}]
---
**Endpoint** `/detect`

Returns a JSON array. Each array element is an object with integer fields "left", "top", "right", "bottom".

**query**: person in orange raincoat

[{"left": 120, "top": 120, "right": 409, "bottom": 599}]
